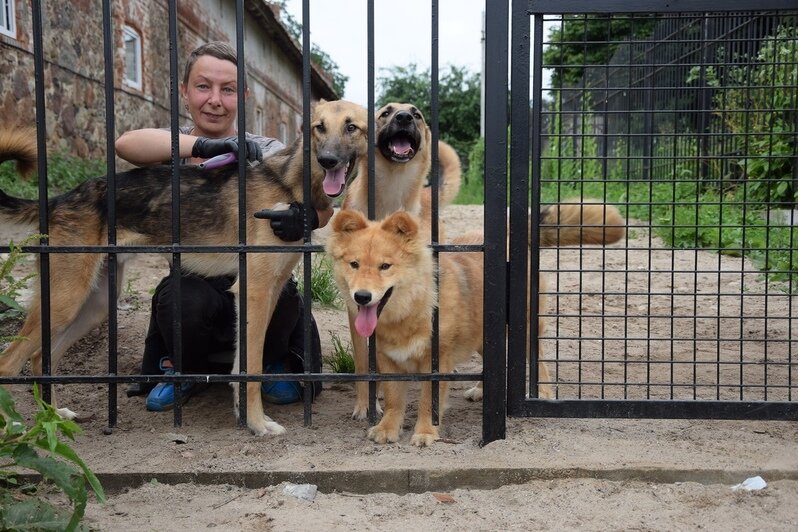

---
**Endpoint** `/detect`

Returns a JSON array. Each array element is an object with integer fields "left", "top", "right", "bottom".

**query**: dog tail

[
  {"left": 537, "top": 199, "right": 625, "bottom": 247},
  {"left": 0, "top": 129, "right": 41, "bottom": 226},
  {"left": 436, "top": 140, "right": 461, "bottom": 207}
]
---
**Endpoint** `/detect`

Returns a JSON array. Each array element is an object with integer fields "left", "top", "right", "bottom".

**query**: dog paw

[
  {"left": 351, "top": 401, "right": 383, "bottom": 420},
  {"left": 367, "top": 424, "right": 399, "bottom": 444},
  {"left": 248, "top": 415, "right": 286, "bottom": 437},
  {"left": 56, "top": 407, "right": 79, "bottom": 420},
  {"left": 410, "top": 429, "right": 439, "bottom": 447},
  {"left": 464, "top": 385, "right": 483, "bottom": 402}
]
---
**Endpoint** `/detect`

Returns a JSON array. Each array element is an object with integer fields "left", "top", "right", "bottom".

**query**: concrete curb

[{"left": 22, "top": 467, "right": 798, "bottom": 495}]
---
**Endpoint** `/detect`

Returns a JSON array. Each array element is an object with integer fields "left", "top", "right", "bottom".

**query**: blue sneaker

[
  {"left": 262, "top": 363, "right": 301, "bottom": 405},
  {"left": 146, "top": 358, "right": 196, "bottom": 411}
]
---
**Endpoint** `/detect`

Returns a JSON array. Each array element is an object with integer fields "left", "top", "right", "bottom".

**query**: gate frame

[{"left": 503, "top": 0, "right": 798, "bottom": 420}]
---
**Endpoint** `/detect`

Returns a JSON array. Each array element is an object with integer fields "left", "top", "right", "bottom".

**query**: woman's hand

[{"left": 192, "top": 136, "right": 263, "bottom": 162}]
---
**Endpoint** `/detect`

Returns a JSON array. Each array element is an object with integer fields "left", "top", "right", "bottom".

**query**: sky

[{"left": 282, "top": 0, "right": 486, "bottom": 106}]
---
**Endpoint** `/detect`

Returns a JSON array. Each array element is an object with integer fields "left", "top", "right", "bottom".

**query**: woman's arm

[{"left": 115, "top": 128, "right": 199, "bottom": 166}]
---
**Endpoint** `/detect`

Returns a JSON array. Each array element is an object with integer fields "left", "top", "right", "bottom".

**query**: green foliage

[
  {"left": 297, "top": 255, "right": 340, "bottom": 308},
  {"left": 323, "top": 332, "right": 354, "bottom": 374},
  {"left": 688, "top": 24, "right": 798, "bottom": 204},
  {"left": 543, "top": 15, "right": 657, "bottom": 88},
  {"left": 0, "top": 386, "right": 105, "bottom": 531},
  {"left": 0, "top": 236, "right": 42, "bottom": 344},
  {"left": 0, "top": 152, "right": 105, "bottom": 200},
  {"left": 274, "top": 1, "right": 349, "bottom": 96},
  {"left": 377, "top": 63, "right": 481, "bottom": 169},
  {"left": 455, "top": 137, "right": 485, "bottom": 204}
]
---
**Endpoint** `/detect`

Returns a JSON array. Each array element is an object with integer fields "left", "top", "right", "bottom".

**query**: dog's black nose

[
  {"left": 354, "top": 290, "right": 372, "bottom": 306},
  {"left": 394, "top": 111, "right": 413, "bottom": 125},
  {"left": 317, "top": 154, "right": 340, "bottom": 169}
]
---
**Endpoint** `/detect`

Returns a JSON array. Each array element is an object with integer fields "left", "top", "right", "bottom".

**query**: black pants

[{"left": 140, "top": 272, "right": 321, "bottom": 395}]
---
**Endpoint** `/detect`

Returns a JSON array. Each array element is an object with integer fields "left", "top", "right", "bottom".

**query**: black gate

[{"left": 497, "top": 0, "right": 798, "bottom": 423}]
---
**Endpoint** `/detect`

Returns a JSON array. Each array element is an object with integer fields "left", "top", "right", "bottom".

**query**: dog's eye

[
  {"left": 379, "top": 263, "right": 391, "bottom": 271},
  {"left": 349, "top": 261, "right": 359, "bottom": 269},
  {"left": 413, "top": 112, "right": 422, "bottom": 120},
  {"left": 346, "top": 123, "right": 357, "bottom": 133},
  {"left": 380, "top": 110, "right": 390, "bottom": 118},
  {"left": 314, "top": 123, "right": 326, "bottom": 133}
]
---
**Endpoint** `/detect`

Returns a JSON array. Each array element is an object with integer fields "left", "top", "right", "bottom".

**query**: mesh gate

[{"left": 500, "top": 1, "right": 798, "bottom": 420}]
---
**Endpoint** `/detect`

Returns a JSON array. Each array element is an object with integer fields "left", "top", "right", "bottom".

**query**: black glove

[
  {"left": 254, "top": 202, "right": 319, "bottom": 242},
  {"left": 192, "top": 136, "right": 262, "bottom": 163}
]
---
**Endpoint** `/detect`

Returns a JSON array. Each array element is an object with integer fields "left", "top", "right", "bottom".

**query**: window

[
  {"left": 0, "top": 0, "right": 16, "bottom": 38},
  {"left": 279, "top": 122, "right": 288, "bottom": 145},
  {"left": 255, "top": 107, "right": 264, "bottom": 137},
  {"left": 123, "top": 25, "right": 142, "bottom": 90}
]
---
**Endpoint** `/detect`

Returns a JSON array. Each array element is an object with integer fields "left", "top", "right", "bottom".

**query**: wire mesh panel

[{"left": 509, "top": 1, "right": 798, "bottom": 418}]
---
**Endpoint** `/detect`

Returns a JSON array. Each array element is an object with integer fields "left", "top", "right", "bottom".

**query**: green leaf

[
  {"left": 35, "top": 440, "right": 106, "bottom": 503},
  {"left": 0, "top": 492, "right": 74, "bottom": 531},
  {"left": 12, "top": 445, "right": 85, "bottom": 503}
]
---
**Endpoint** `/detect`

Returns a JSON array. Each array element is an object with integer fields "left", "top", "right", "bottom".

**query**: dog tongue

[
  {"left": 355, "top": 305, "right": 379, "bottom": 337},
  {"left": 323, "top": 167, "right": 346, "bottom": 195},
  {"left": 390, "top": 139, "right": 413, "bottom": 156}
]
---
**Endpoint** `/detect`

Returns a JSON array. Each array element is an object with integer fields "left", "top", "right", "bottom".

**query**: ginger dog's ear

[
  {"left": 381, "top": 211, "right": 419, "bottom": 240},
  {"left": 332, "top": 209, "right": 369, "bottom": 233}
]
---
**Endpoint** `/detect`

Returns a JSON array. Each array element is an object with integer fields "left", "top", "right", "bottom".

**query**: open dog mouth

[
  {"left": 322, "top": 154, "right": 357, "bottom": 197},
  {"left": 354, "top": 287, "right": 394, "bottom": 337},
  {"left": 385, "top": 132, "right": 418, "bottom": 162}
]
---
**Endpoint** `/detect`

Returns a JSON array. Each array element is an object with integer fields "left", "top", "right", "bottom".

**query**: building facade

[{"left": 0, "top": 0, "right": 337, "bottom": 161}]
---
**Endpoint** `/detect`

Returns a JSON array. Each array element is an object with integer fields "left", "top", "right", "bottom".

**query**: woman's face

[{"left": 180, "top": 54, "right": 248, "bottom": 138}]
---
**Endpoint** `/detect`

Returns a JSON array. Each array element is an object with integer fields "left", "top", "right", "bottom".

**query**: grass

[
  {"left": 324, "top": 331, "right": 355, "bottom": 373},
  {"left": 297, "top": 254, "right": 341, "bottom": 308},
  {"left": 0, "top": 152, "right": 106, "bottom": 199}
]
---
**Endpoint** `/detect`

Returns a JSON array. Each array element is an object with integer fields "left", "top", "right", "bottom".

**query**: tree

[
  {"left": 377, "top": 63, "right": 481, "bottom": 167},
  {"left": 275, "top": 1, "right": 349, "bottom": 97},
  {"left": 543, "top": 15, "right": 657, "bottom": 88}
]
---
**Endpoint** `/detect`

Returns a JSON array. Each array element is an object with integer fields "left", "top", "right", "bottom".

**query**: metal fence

[
  {"left": 2, "top": 1, "right": 797, "bottom": 448},
  {"left": 505, "top": 0, "right": 797, "bottom": 420}
]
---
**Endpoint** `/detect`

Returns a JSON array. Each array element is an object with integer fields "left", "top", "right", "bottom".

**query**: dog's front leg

[
  {"left": 348, "top": 308, "right": 382, "bottom": 420},
  {"left": 230, "top": 279, "right": 286, "bottom": 437},
  {"left": 366, "top": 353, "right": 405, "bottom": 444}
]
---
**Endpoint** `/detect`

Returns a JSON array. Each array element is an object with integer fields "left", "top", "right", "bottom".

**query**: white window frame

[
  {"left": 0, "top": 0, "right": 16, "bottom": 38},
  {"left": 255, "top": 107, "right": 264, "bottom": 137},
  {"left": 123, "top": 25, "right": 142, "bottom": 90}
]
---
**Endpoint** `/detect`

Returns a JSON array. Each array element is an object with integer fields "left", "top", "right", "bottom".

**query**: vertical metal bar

[
  {"left": 481, "top": 0, "right": 510, "bottom": 445},
  {"left": 235, "top": 0, "right": 248, "bottom": 429},
  {"left": 102, "top": 0, "right": 118, "bottom": 427},
  {"left": 366, "top": 0, "right": 378, "bottom": 425},
  {"left": 430, "top": 0, "right": 440, "bottom": 426},
  {"left": 167, "top": 0, "right": 184, "bottom": 427},
  {"left": 508, "top": 1, "right": 532, "bottom": 411},
  {"left": 301, "top": 0, "right": 313, "bottom": 427},
  {"left": 31, "top": 0, "right": 51, "bottom": 403}
]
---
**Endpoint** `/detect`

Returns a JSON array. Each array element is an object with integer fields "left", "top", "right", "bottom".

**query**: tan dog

[
  {"left": 0, "top": 100, "right": 368, "bottom": 436},
  {"left": 341, "top": 102, "right": 462, "bottom": 419},
  {"left": 327, "top": 209, "right": 483, "bottom": 446}
]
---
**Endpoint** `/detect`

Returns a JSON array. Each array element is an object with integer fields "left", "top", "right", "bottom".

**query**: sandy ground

[{"left": 3, "top": 205, "right": 798, "bottom": 530}]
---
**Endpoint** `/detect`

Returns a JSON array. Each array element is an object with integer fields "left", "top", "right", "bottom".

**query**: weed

[
  {"left": 0, "top": 386, "right": 105, "bottom": 531},
  {"left": 324, "top": 331, "right": 355, "bottom": 374},
  {"left": 297, "top": 255, "right": 340, "bottom": 308}
]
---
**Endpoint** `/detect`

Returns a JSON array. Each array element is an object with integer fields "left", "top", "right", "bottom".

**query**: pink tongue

[
  {"left": 390, "top": 139, "right": 412, "bottom": 156},
  {"left": 354, "top": 305, "right": 379, "bottom": 337},
  {"left": 323, "top": 167, "right": 346, "bottom": 195}
]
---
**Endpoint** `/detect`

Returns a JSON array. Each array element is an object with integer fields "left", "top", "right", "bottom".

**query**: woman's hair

[{"left": 182, "top": 41, "right": 239, "bottom": 85}]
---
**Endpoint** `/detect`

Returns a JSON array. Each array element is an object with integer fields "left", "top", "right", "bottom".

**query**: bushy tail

[
  {"left": 537, "top": 199, "right": 625, "bottom": 247},
  {"left": 0, "top": 129, "right": 41, "bottom": 227},
  {"left": 435, "top": 140, "right": 462, "bottom": 207}
]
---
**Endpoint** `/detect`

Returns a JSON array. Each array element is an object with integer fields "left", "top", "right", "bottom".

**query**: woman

[{"left": 116, "top": 41, "right": 328, "bottom": 410}]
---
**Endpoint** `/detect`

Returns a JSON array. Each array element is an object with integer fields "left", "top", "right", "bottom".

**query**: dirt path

[{"left": 4, "top": 205, "right": 797, "bottom": 530}]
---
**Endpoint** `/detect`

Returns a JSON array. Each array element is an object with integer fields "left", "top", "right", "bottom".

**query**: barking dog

[
  {"left": 341, "top": 102, "right": 462, "bottom": 419},
  {"left": 0, "top": 100, "right": 368, "bottom": 436}
]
